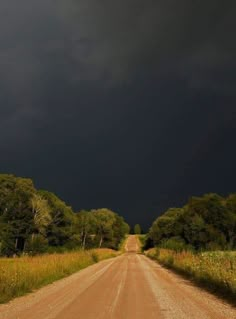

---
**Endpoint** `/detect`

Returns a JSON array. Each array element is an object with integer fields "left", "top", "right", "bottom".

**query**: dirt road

[{"left": 0, "top": 236, "right": 236, "bottom": 319}]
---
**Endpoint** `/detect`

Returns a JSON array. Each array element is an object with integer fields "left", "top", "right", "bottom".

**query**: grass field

[
  {"left": 146, "top": 248, "right": 236, "bottom": 300},
  {"left": 0, "top": 249, "right": 118, "bottom": 304}
]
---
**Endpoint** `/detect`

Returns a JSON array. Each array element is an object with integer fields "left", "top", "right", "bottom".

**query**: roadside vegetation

[
  {"left": 137, "top": 234, "right": 146, "bottom": 252},
  {"left": 146, "top": 248, "right": 236, "bottom": 300},
  {"left": 0, "top": 174, "right": 129, "bottom": 256},
  {"left": 118, "top": 234, "right": 129, "bottom": 253},
  {"left": 0, "top": 174, "right": 129, "bottom": 304},
  {"left": 0, "top": 248, "right": 118, "bottom": 304},
  {"left": 145, "top": 193, "right": 236, "bottom": 301}
]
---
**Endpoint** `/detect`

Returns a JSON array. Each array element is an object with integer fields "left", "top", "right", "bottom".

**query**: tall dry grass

[
  {"left": 146, "top": 248, "right": 236, "bottom": 299},
  {"left": 0, "top": 249, "right": 118, "bottom": 303}
]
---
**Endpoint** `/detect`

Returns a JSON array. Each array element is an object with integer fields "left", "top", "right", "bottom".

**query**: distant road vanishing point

[{"left": 0, "top": 235, "right": 236, "bottom": 319}]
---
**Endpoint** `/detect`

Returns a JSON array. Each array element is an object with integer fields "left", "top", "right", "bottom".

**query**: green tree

[
  {"left": 0, "top": 174, "right": 130, "bottom": 255},
  {"left": 0, "top": 174, "right": 36, "bottom": 253},
  {"left": 38, "top": 190, "right": 75, "bottom": 247},
  {"left": 31, "top": 194, "right": 52, "bottom": 236},
  {"left": 76, "top": 210, "right": 95, "bottom": 249},
  {"left": 0, "top": 217, "right": 15, "bottom": 256},
  {"left": 224, "top": 194, "right": 236, "bottom": 248},
  {"left": 134, "top": 224, "right": 141, "bottom": 234},
  {"left": 148, "top": 193, "right": 236, "bottom": 251},
  {"left": 93, "top": 209, "right": 116, "bottom": 248},
  {"left": 109, "top": 214, "right": 130, "bottom": 249}
]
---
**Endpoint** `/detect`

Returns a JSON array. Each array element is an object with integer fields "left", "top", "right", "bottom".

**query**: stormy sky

[{"left": 0, "top": 0, "right": 236, "bottom": 229}]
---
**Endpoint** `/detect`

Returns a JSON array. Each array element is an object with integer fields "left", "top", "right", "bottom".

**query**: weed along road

[{"left": 0, "top": 236, "right": 236, "bottom": 319}]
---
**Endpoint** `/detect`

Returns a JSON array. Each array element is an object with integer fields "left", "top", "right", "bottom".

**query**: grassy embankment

[
  {"left": 137, "top": 234, "right": 146, "bottom": 252},
  {"left": 146, "top": 248, "right": 236, "bottom": 301},
  {"left": 0, "top": 248, "right": 118, "bottom": 304},
  {"left": 118, "top": 234, "right": 129, "bottom": 253}
]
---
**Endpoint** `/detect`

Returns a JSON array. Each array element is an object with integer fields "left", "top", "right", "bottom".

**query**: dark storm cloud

[
  {"left": 60, "top": 0, "right": 236, "bottom": 84},
  {"left": 0, "top": 0, "right": 236, "bottom": 228}
]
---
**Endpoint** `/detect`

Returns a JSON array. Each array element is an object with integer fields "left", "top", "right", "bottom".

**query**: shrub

[
  {"left": 160, "top": 237, "right": 190, "bottom": 252},
  {"left": 25, "top": 235, "right": 48, "bottom": 255}
]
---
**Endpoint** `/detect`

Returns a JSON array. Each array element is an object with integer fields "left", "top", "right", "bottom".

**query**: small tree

[{"left": 134, "top": 224, "right": 141, "bottom": 234}]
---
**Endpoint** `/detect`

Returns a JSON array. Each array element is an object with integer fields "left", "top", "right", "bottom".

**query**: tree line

[
  {"left": 148, "top": 193, "right": 236, "bottom": 251},
  {"left": 0, "top": 174, "right": 130, "bottom": 256}
]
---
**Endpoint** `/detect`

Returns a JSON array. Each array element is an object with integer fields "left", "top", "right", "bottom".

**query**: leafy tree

[
  {"left": 76, "top": 210, "right": 95, "bottom": 249},
  {"left": 38, "top": 190, "right": 75, "bottom": 247},
  {"left": 0, "top": 217, "right": 15, "bottom": 256},
  {"left": 31, "top": 194, "right": 52, "bottom": 236},
  {"left": 0, "top": 174, "right": 130, "bottom": 255},
  {"left": 148, "top": 193, "right": 236, "bottom": 251},
  {"left": 0, "top": 174, "right": 36, "bottom": 253},
  {"left": 92, "top": 209, "right": 116, "bottom": 248},
  {"left": 109, "top": 214, "right": 130, "bottom": 249},
  {"left": 224, "top": 194, "right": 236, "bottom": 248},
  {"left": 134, "top": 224, "right": 141, "bottom": 234}
]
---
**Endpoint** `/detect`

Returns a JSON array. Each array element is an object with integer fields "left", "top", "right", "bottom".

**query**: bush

[
  {"left": 25, "top": 235, "right": 48, "bottom": 255},
  {"left": 160, "top": 237, "right": 190, "bottom": 252},
  {"left": 0, "top": 238, "right": 16, "bottom": 257}
]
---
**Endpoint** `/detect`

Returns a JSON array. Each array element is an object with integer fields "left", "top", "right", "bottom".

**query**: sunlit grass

[
  {"left": 0, "top": 249, "right": 118, "bottom": 304},
  {"left": 137, "top": 234, "right": 146, "bottom": 252},
  {"left": 146, "top": 248, "right": 236, "bottom": 298},
  {"left": 118, "top": 235, "right": 129, "bottom": 253}
]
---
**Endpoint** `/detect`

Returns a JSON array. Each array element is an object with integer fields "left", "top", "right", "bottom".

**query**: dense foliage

[
  {"left": 0, "top": 174, "right": 129, "bottom": 256},
  {"left": 148, "top": 193, "right": 236, "bottom": 251}
]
